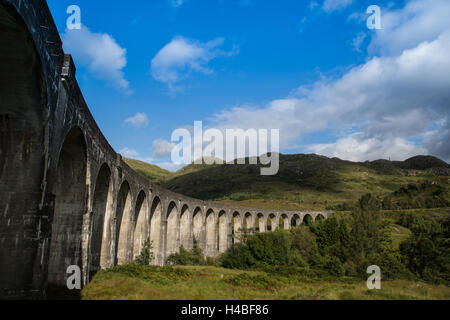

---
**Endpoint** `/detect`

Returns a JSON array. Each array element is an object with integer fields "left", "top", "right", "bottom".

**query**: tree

[{"left": 134, "top": 238, "right": 153, "bottom": 266}]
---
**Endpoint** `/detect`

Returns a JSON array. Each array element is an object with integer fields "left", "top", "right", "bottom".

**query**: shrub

[
  {"left": 400, "top": 216, "right": 450, "bottom": 284},
  {"left": 220, "top": 243, "right": 254, "bottom": 269},
  {"left": 290, "top": 226, "right": 320, "bottom": 264},
  {"left": 134, "top": 238, "right": 153, "bottom": 266},
  {"left": 166, "top": 240, "right": 206, "bottom": 266},
  {"left": 220, "top": 230, "right": 303, "bottom": 269}
]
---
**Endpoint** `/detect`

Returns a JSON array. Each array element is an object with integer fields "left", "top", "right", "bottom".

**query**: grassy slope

[
  {"left": 82, "top": 265, "right": 450, "bottom": 300},
  {"left": 162, "top": 154, "right": 449, "bottom": 210},
  {"left": 125, "top": 154, "right": 449, "bottom": 211},
  {"left": 123, "top": 158, "right": 173, "bottom": 184}
]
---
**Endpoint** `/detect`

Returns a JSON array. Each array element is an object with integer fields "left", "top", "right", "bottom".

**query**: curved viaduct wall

[{"left": 0, "top": 0, "right": 332, "bottom": 299}]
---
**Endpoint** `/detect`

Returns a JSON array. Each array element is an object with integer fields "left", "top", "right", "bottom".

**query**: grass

[
  {"left": 123, "top": 158, "right": 173, "bottom": 184},
  {"left": 390, "top": 224, "right": 412, "bottom": 249},
  {"left": 82, "top": 265, "right": 450, "bottom": 300}
]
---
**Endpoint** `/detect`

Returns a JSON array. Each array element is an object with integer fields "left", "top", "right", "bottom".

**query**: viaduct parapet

[{"left": 0, "top": 0, "right": 332, "bottom": 299}]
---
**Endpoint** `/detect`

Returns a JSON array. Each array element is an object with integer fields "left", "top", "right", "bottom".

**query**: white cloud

[
  {"left": 119, "top": 147, "right": 154, "bottom": 163},
  {"left": 203, "top": 0, "right": 450, "bottom": 162},
  {"left": 306, "top": 134, "right": 427, "bottom": 162},
  {"left": 151, "top": 36, "right": 238, "bottom": 90},
  {"left": 323, "top": 0, "right": 354, "bottom": 12},
  {"left": 124, "top": 112, "right": 149, "bottom": 129},
  {"left": 119, "top": 147, "right": 140, "bottom": 158},
  {"left": 352, "top": 32, "right": 366, "bottom": 52},
  {"left": 153, "top": 139, "right": 177, "bottom": 158},
  {"left": 62, "top": 25, "right": 132, "bottom": 94},
  {"left": 368, "top": 0, "right": 450, "bottom": 56},
  {"left": 422, "top": 120, "right": 450, "bottom": 163}
]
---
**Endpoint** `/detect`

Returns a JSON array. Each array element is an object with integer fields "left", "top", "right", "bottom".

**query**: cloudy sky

[{"left": 47, "top": 0, "right": 450, "bottom": 171}]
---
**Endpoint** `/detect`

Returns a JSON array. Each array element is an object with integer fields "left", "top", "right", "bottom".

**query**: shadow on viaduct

[{"left": 0, "top": 0, "right": 332, "bottom": 299}]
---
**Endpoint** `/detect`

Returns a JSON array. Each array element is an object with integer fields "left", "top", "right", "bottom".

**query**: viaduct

[{"left": 0, "top": 0, "right": 332, "bottom": 299}]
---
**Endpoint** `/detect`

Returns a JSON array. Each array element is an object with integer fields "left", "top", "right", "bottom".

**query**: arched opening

[
  {"left": 192, "top": 207, "right": 203, "bottom": 247},
  {"left": 291, "top": 214, "right": 301, "bottom": 228},
  {"left": 244, "top": 212, "right": 253, "bottom": 230},
  {"left": 232, "top": 212, "right": 241, "bottom": 244},
  {"left": 150, "top": 197, "right": 163, "bottom": 265},
  {"left": 133, "top": 191, "right": 148, "bottom": 261},
  {"left": 89, "top": 164, "right": 112, "bottom": 280},
  {"left": 115, "top": 181, "right": 133, "bottom": 265},
  {"left": 280, "top": 214, "right": 289, "bottom": 230},
  {"left": 0, "top": 3, "right": 48, "bottom": 294},
  {"left": 267, "top": 214, "right": 277, "bottom": 231},
  {"left": 166, "top": 201, "right": 179, "bottom": 258},
  {"left": 218, "top": 210, "right": 228, "bottom": 253},
  {"left": 48, "top": 127, "right": 87, "bottom": 286},
  {"left": 180, "top": 205, "right": 192, "bottom": 250},
  {"left": 316, "top": 214, "right": 325, "bottom": 222},
  {"left": 303, "top": 214, "right": 313, "bottom": 226},
  {"left": 257, "top": 213, "right": 265, "bottom": 232},
  {"left": 205, "top": 209, "right": 216, "bottom": 256}
]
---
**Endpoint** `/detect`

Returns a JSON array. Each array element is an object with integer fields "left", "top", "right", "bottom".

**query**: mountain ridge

[{"left": 124, "top": 154, "right": 449, "bottom": 211}]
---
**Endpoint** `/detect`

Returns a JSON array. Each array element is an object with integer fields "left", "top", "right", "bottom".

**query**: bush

[
  {"left": 220, "top": 230, "right": 306, "bottom": 269},
  {"left": 321, "top": 255, "right": 345, "bottom": 277},
  {"left": 167, "top": 240, "right": 206, "bottom": 266},
  {"left": 290, "top": 226, "right": 320, "bottom": 264},
  {"left": 220, "top": 243, "right": 254, "bottom": 269},
  {"left": 134, "top": 238, "right": 153, "bottom": 266},
  {"left": 219, "top": 194, "right": 449, "bottom": 284},
  {"left": 400, "top": 216, "right": 450, "bottom": 284}
]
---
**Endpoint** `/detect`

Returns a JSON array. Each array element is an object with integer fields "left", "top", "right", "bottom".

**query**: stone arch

[
  {"left": 291, "top": 214, "right": 301, "bottom": 228},
  {"left": 180, "top": 204, "right": 192, "bottom": 250},
  {"left": 89, "top": 163, "right": 112, "bottom": 280},
  {"left": 303, "top": 214, "right": 313, "bottom": 226},
  {"left": 115, "top": 181, "right": 133, "bottom": 265},
  {"left": 280, "top": 214, "right": 289, "bottom": 230},
  {"left": 48, "top": 127, "right": 87, "bottom": 286},
  {"left": 257, "top": 213, "right": 265, "bottom": 232},
  {"left": 205, "top": 209, "right": 216, "bottom": 256},
  {"left": 267, "top": 213, "right": 277, "bottom": 231},
  {"left": 244, "top": 212, "right": 253, "bottom": 230},
  {"left": 150, "top": 196, "right": 163, "bottom": 265},
  {"left": 232, "top": 211, "right": 242, "bottom": 244},
  {"left": 133, "top": 190, "right": 148, "bottom": 260},
  {"left": 0, "top": 2, "right": 49, "bottom": 293},
  {"left": 218, "top": 210, "right": 228, "bottom": 253},
  {"left": 166, "top": 201, "right": 180, "bottom": 258},
  {"left": 316, "top": 214, "right": 325, "bottom": 222},
  {"left": 192, "top": 207, "right": 203, "bottom": 246}
]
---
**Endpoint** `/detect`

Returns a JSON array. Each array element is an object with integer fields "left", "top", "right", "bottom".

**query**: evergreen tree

[{"left": 134, "top": 238, "right": 154, "bottom": 266}]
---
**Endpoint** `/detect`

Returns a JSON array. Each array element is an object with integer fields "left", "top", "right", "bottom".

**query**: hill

[
  {"left": 125, "top": 154, "right": 450, "bottom": 211},
  {"left": 123, "top": 158, "right": 173, "bottom": 184}
]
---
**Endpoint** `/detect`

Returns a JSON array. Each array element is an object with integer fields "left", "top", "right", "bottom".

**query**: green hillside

[
  {"left": 125, "top": 154, "right": 450, "bottom": 211},
  {"left": 123, "top": 158, "right": 173, "bottom": 184}
]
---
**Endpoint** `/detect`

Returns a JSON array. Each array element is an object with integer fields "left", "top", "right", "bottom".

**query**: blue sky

[{"left": 46, "top": 0, "right": 449, "bottom": 170}]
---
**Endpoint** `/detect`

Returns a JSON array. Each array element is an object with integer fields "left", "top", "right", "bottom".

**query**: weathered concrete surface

[{"left": 0, "top": 0, "right": 332, "bottom": 299}]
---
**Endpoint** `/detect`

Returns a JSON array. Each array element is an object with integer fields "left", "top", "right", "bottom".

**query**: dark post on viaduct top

[{"left": 0, "top": 0, "right": 331, "bottom": 299}]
